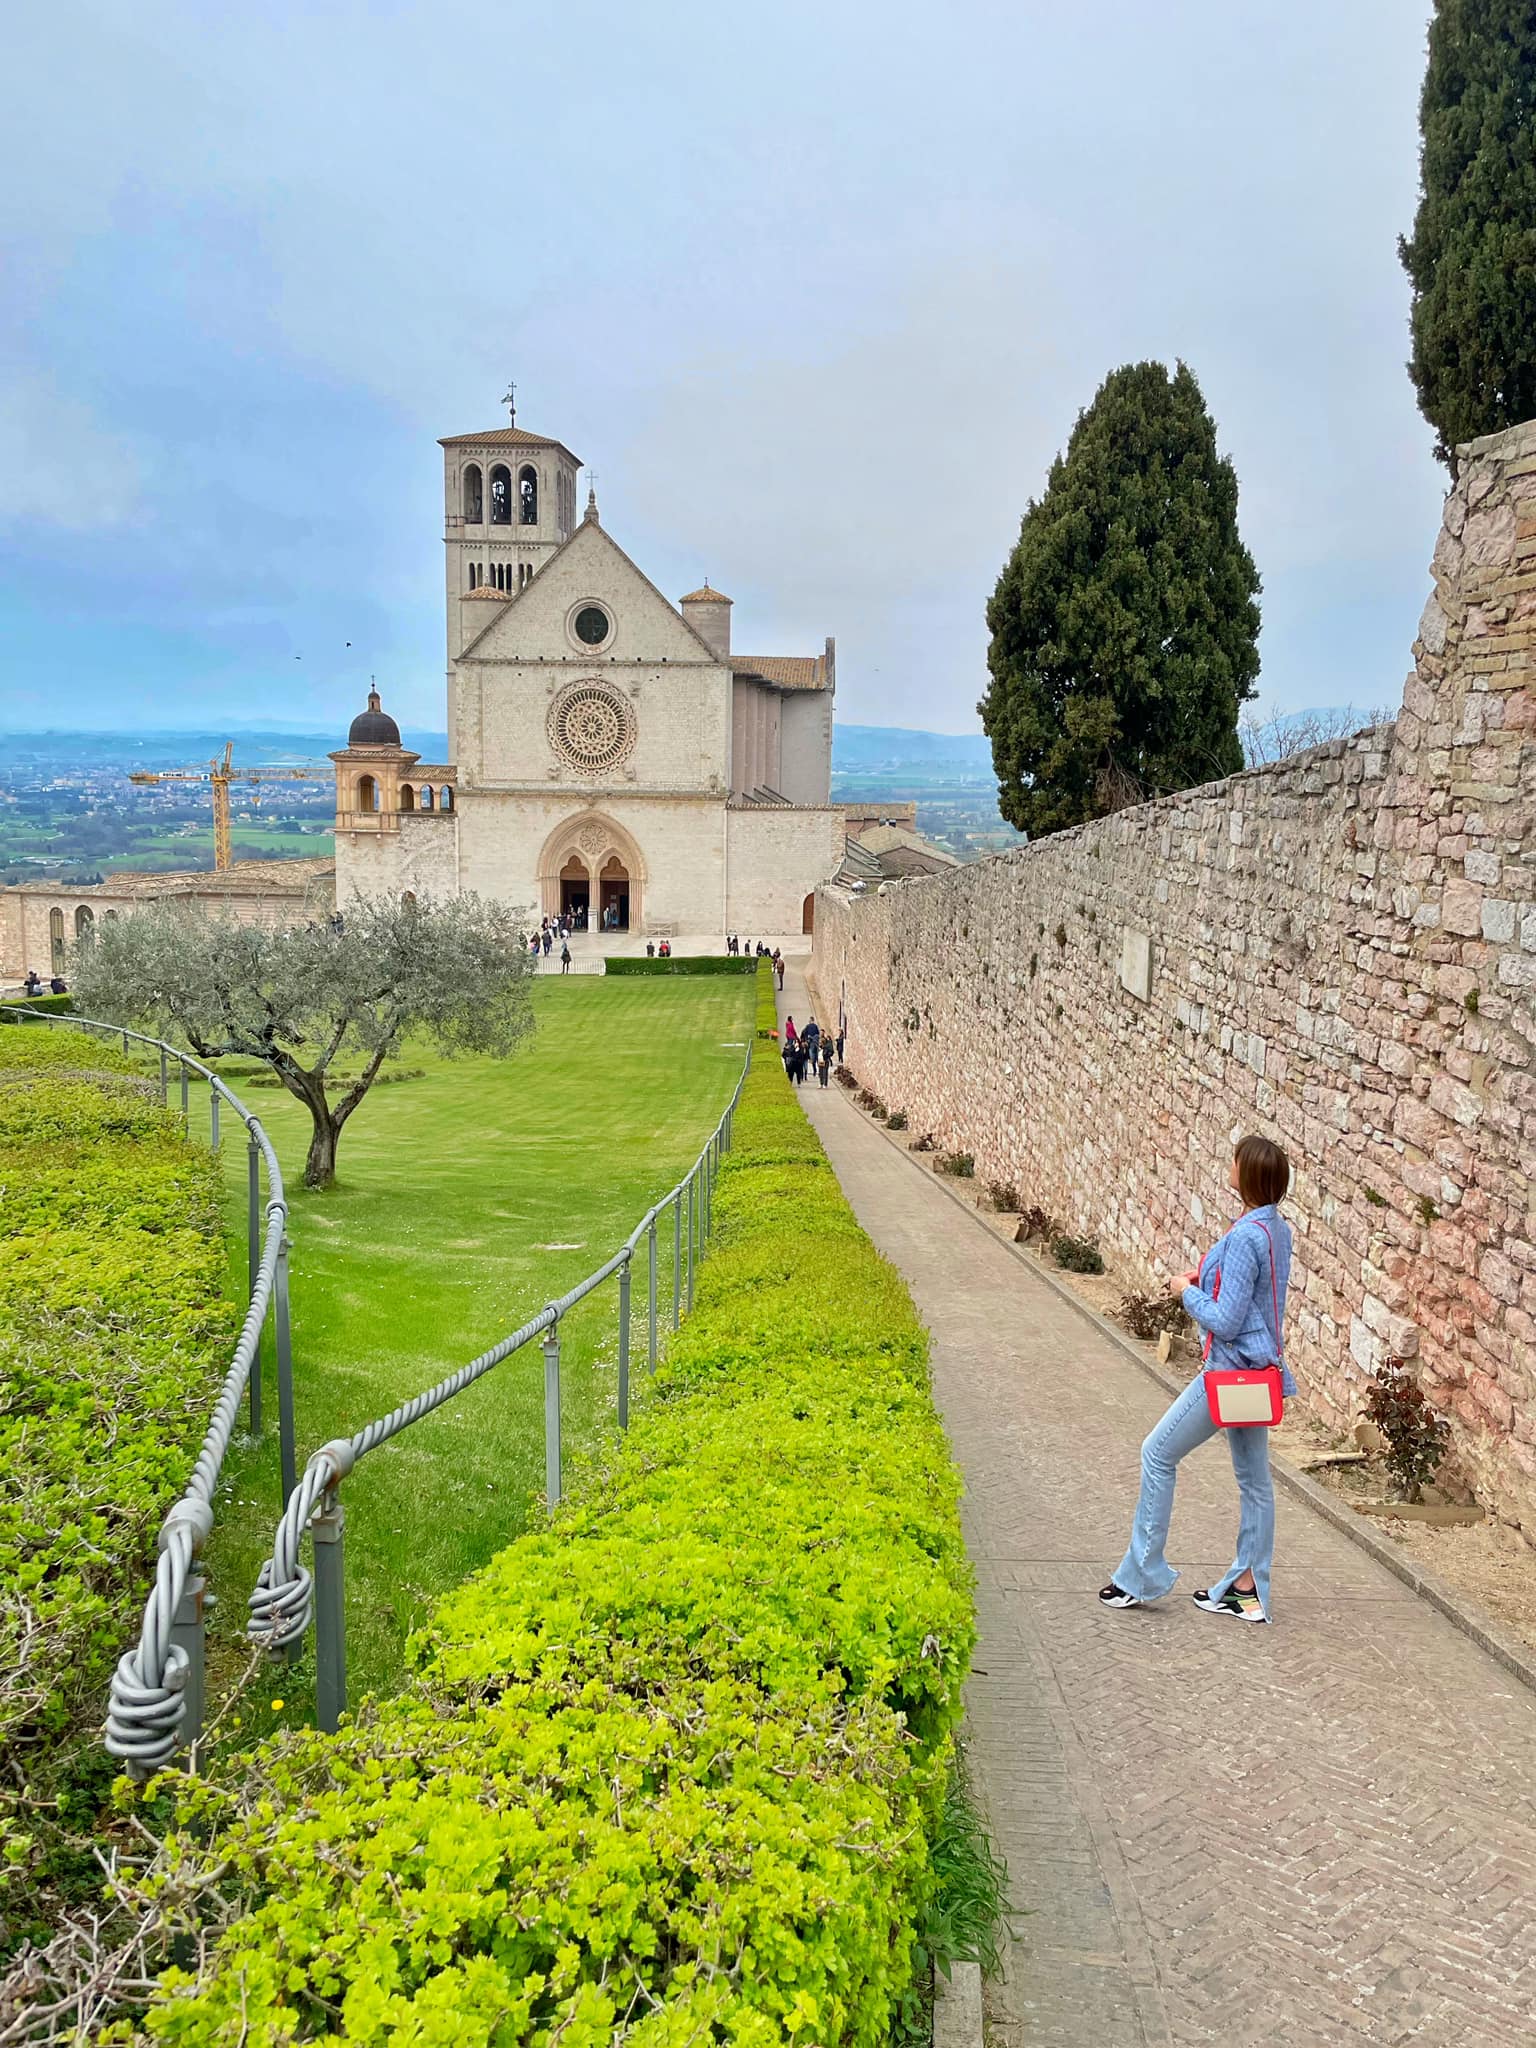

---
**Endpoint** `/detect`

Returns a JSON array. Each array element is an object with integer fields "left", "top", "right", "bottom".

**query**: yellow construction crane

[{"left": 128, "top": 743, "right": 332, "bottom": 873}]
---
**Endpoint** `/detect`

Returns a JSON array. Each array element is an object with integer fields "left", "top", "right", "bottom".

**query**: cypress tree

[
  {"left": 980, "top": 361, "right": 1261, "bottom": 839},
  {"left": 1400, "top": 1, "right": 1536, "bottom": 465}
]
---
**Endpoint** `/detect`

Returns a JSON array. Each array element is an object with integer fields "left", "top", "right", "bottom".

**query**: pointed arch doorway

[{"left": 539, "top": 813, "right": 645, "bottom": 934}]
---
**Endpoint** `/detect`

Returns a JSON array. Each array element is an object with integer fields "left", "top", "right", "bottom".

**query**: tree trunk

[{"left": 304, "top": 1109, "right": 341, "bottom": 1190}]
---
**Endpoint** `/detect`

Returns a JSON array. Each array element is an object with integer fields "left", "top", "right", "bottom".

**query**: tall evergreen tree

[
  {"left": 1400, "top": 0, "right": 1536, "bottom": 465},
  {"left": 980, "top": 361, "right": 1260, "bottom": 838}
]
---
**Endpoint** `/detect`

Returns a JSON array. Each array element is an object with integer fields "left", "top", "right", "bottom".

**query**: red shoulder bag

[{"left": 1201, "top": 1220, "right": 1284, "bottom": 1429}]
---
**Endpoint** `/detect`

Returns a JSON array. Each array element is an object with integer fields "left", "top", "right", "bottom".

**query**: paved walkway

[{"left": 781, "top": 973, "right": 1536, "bottom": 2046}]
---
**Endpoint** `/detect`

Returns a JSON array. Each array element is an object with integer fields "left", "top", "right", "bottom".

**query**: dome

[
  {"left": 680, "top": 583, "right": 732, "bottom": 605},
  {"left": 348, "top": 689, "right": 401, "bottom": 747}
]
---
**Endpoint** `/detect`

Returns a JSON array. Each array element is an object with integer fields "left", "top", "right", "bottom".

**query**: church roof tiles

[
  {"left": 733, "top": 654, "right": 828, "bottom": 692},
  {"left": 440, "top": 426, "right": 582, "bottom": 463},
  {"left": 463, "top": 584, "right": 512, "bottom": 600},
  {"left": 680, "top": 585, "right": 732, "bottom": 605}
]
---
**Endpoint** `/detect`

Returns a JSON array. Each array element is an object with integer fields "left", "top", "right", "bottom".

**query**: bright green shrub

[
  {"left": 0, "top": 1044, "right": 234, "bottom": 1952},
  {"left": 0, "top": 992, "right": 74, "bottom": 1020},
  {"left": 125, "top": 965, "right": 974, "bottom": 2044},
  {"left": 603, "top": 954, "right": 757, "bottom": 976}
]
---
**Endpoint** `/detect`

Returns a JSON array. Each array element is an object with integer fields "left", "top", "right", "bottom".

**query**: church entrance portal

[
  {"left": 599, "top": 856, "right": 630, "bottom": 932},
  {"left": 559, "top": 856, "right": 589, "bottom": 930}
]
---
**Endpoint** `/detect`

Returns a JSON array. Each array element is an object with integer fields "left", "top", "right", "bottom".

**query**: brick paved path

[{"left": 781, "top": 974, "right": 1536, "bottom": 2046}]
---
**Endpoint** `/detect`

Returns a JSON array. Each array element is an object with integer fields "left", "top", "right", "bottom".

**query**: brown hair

[{"left": 1235, "top": 1134, "right": 1290, "bottom": 1208}]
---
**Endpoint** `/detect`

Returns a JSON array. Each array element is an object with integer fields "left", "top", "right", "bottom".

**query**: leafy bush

[
  {"left": 911, "top": 1132, "right": 937, "bottom": 1153},
  {"left": 1050, "top": 1234, "right": 1104, "bottom": 1274},
  {"left": 116, "top": 965, "right": 976, "bottom": 2045},
  {"left": 834, "top": 1064, "right": 857, "bottom": 1088},
  {"left": 887, "top": 1110, "right": 908, "bottom": 1131},
  {"left": 1119, "top": 1291, "right": 1186, "bottom": 1342},
  {"left": 937, "top": 1152, "right": 975, "bottom": 1179},
  {"left": 0, "top": 993, "right": 75, "bottom": 1020},
  {"left": 604, "top": 954, "right": 757, "bottom": 975},
  {"left": 1015, "top": 1204, "right": 1057, "bottom": 1243},
  {"left": 856, "top": 1088, "right": 888, "bottom": 1118},
  {"left": 1365, "top": 1360, "right": 1452, "bottom": 1503},
  {"left": 986, "top": 1181, "right": 1021, "bottom": 1212},
  {"left": 0, "top": 1035, "right": 234, "bottom": 1956}
]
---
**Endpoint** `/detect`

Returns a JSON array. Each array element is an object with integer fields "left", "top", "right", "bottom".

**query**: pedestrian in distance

[
  {"left": 784, "top": 1016, "right": 797, "bottom": 1045},
  {"left": 1100, "top": 1135, "right": 1294, "bottom": 1625},
  {"left": 803, "top": 1017, "right": 821, "bottom": 1061},
  {"left": 836, "top": 1027, "right": 846, "bottom": 1062},
  {"left": 542, "top": 928, "right": 553, "bottom": 956},
  {"left": 560, "top": 942, "right": 572, "bottom": 975},
  {"left": 646, "top": 940, "right": 656, "bottom": 958},
  {"left": 818, "top": 1043, "right": 832, "bottom": 1088}
]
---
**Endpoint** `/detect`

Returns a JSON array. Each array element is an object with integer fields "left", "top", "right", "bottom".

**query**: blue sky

[{"left": 1, "top": 1, "right": 1441, "bottom": 736}]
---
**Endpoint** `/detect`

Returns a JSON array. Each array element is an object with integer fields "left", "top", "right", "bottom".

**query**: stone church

[{"left": 331, "top": 414, "right": 844, "bottom": 936}]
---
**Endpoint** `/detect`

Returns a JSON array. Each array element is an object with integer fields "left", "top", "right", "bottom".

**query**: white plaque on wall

[{"left": 1120, "top": 927, "right": 1152, "bottom": 1002}]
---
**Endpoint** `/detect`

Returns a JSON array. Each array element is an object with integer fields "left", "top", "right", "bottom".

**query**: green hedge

[
  {"left": 0, "top": 992, "right": 74, "bottom": 1019},
  {"left": 0, "top": 1029, "right": 234, "bottom": 1951},
  {"left": 603, "top": 953, "right": 759, "bottom": 976},
  {"left": 128, "top": 966, "right": 974, "bottom": 2045}
]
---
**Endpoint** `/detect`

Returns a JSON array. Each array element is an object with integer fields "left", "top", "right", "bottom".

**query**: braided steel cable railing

[
  {"left": 0, "top": 1004, "right": 296, "bottom": 1776},
  {"left": 249, "top": 1039, "right": 753, "bottom": 1731}
]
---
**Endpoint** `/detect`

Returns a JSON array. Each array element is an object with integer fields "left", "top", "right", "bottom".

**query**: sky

[{"left": 0, "top": 0, "right": 1444, "bottom": 737}]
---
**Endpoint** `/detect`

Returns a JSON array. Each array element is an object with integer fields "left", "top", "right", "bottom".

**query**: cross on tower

[{"left": 502, "top": 381, "right": 517, "bottom": 425}]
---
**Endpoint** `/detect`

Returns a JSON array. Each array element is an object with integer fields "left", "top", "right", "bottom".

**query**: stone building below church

[{"left": 332, "top": 416, "right": 844, "bottom": 935}]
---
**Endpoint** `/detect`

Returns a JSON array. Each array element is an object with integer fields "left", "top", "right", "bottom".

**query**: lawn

[{"left": 202, "top": 971, "right": 755, "bottom": 1729}]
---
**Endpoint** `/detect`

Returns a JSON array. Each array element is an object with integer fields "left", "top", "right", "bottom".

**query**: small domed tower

[{"left": 330, "top": 688, "right": 420, "bottom": 833}]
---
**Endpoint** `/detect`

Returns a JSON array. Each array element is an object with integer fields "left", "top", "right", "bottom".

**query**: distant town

[{"left": 0, "top": 724, "right": 1025, "bottom": 885}]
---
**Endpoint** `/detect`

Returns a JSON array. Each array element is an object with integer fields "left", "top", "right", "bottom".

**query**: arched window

[
  {"left": 441, "top": 786, "right": 454, "bottom": 811},
  {"left": 497, "top": 562, "right": 506, "bottom": 591},
  {"left": 402, "top": 890, "right": 417, "bottom": 908},
  {"left": 75, "top": 905, "right": 94, "bottom": 937},
  {"left": 400, "top": 784, "right": 415, "bottom": 811},
  {"left": 518, "top": 464, "right": 538, "bottom": 525},
  {"left": 468, "top": 561, "right": 478, "bottom": 590},
  {"left": 462, "top": 463, "right": 483, "bottom": 523},
  {"left": 104, "top": 909, "right": 118, "bottom": 921},
  {"left": 356, "top": 774, "right": 378, "bottom": 813},
  {"left": 49, "top": 907, "right": 65, "bottom": 975},
  {"left": 420, "top": 784, "right": 435, "bottom": 811},
  {"left": 489, "top": 464, "right": 512, "bottom": 524}
]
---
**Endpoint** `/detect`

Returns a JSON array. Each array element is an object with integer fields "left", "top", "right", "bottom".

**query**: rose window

[{"left": 548, "top": 684, "right": 636, "bottom": 776}]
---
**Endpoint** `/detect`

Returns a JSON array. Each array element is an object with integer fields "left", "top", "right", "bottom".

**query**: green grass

[{"left": 203, "top": 973, "right": 754, "bottom": 1731}]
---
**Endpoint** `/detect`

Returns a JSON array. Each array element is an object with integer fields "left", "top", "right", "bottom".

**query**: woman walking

[{"left": 1100, "top": 1135, "right": 1293, "bottom": 1625}]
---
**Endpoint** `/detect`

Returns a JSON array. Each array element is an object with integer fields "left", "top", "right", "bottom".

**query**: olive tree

[{"left": 72, "top": 893, "right": 536, "bottom": 1189}]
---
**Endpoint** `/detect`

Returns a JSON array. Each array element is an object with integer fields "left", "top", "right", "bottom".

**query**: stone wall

[{"left": 810, "top": 418, "right": 1536, "bottom": 1534}]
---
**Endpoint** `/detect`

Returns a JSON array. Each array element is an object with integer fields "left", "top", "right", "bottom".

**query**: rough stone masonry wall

[{"left": 810, "top": 419, "right": 1536, "bottom": 1534}]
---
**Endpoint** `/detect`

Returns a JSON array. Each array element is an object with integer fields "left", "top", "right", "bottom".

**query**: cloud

[{"left": 0, "top": 371, "right": 145, "bottom": 530}]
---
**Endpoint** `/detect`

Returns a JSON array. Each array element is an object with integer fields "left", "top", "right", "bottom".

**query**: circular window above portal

[
  {"left": 572, "top": 603, "right": 612, "bottom": 648},
  {"left": 547, "top": 682, "right": 636, "bottom": 777}
]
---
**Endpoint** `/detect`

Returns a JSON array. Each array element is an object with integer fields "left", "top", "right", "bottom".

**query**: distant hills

[{"left": 832, "top": 725, "right": 994, "bottom": 777}]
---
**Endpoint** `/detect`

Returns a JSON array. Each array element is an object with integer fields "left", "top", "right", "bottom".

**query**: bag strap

[{"left": 1252, "top": 1218, "right": 1283, "bottom": 1362}]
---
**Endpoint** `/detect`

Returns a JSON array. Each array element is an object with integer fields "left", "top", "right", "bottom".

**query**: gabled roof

[
  {"left": 455, "top": 514, "right": 724, "bottom": 664},
  {"left": 439, "top": 426, "right": 583, "bottom": 464}
]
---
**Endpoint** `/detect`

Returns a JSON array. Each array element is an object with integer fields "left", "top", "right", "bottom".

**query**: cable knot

[{"left": 156, "top": 1497, "right": 214, "bottom": 1554}]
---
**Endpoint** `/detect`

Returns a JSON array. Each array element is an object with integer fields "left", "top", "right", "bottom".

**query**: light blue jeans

[{"left": 1113, "top": 1373, "right": 1277, "bottom": 1616}]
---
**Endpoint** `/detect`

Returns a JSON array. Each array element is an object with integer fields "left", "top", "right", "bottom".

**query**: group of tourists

[
  {"left": 528, "top": 919, "right": 574, "bottom": 973},
  {"left": 644, "top": 939, "right": 674, "bottom": 958},
  {"left": 780, "top": 1014, "right": 838, "bottom": 1088},
  {"left": 22, "top": 970, "right": 67, "bottom": 997}
]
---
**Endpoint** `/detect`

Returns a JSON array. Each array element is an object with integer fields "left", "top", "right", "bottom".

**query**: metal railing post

[
  {"left": 617, "top": 1259, "right": 631, "bottom": 1430},
  {"left": 247, "top": 1136, "right": 263, "bottom": 1435},
  {"left": 687, "top": 1173, "right": 696, "bottom": 1313},
  {"left": 648, "top": 1217, "right": 658, "bottom": 1373},
  {"left": 168, "top": 1571, "right": 208, "bottom": 1760},
  {"left": 159, "top": 1046, "right": 169, "bottom": 1105},
  {"left": 312, "top": 1494, "right": 347, "bottom": 1734},
  {"left": 180, "top": 1059, "right": 190, "bottom": 1131},
  {"left": 275, "top": 1236, "right": 297, "bottom": 1505},
  {"left": 122, "top": 1028, "right": 130, "bottom": 1055},
  {"left": 209, "top": 1083, "right": 220, "bottom": 1151},
  {"left": 543, "top": 1321, "right": 563, "bottom": 1506},
  {"left": 672, "top": 1195, "right": 682, "bottom": 1330}
]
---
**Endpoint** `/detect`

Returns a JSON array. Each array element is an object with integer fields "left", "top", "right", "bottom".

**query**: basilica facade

[{"left": 331, "top": 416, "right": 844, "bottom": 936}]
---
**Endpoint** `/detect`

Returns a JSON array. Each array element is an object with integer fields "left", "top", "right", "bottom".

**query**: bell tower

[{"left": 439, "top": 396, "right": 583, "bottom": 624}]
